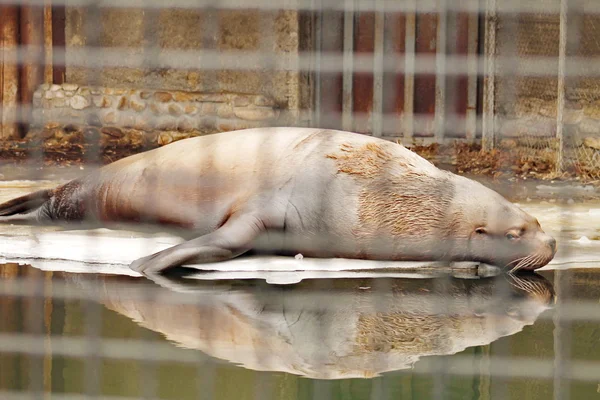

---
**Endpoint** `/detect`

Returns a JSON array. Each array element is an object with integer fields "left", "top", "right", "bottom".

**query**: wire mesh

[{"left": 0, "top": 0, "right": 598, "bottom": 399}]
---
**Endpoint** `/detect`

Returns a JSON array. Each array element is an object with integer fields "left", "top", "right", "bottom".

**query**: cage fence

[{"left": 0, "top": 0, "right": 597, "bottom": 399}]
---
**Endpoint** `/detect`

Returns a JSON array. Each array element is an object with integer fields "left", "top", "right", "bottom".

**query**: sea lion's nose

[{"left": 546, "top": 236, "right": 557, "bottom": 253}]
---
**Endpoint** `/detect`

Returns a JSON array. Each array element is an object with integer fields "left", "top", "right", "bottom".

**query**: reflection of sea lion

[
  {"left": 62, "top": 272, "right": 554, "bottom": 379},
  {"left": 0, "top": 128, "right": 556, "bottom": 274}
]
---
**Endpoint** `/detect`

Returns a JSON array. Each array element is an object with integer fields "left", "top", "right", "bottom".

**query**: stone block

[
  {"left": 154, "top": 92, "right": 173, "bottom": 102},
  {"left": 101, "top": 127, "right": 124, "bottom": 138},
  {"left": 253, "top": 95, "right": 275, "bottom": 106},
  {"left": 233, "top": 96, "right": 250, "bottom": 107},
  {"left": 217, "top": 103, "right": 234, "bottom": 118},
  {"left": 130, "top": 99, "right": 146, "bottom": 112},
  {"left": 201, "top": 103, "right": 217, "bottom": 115},
  {"left": 184, "top": 105, "right": 198, "bottom": 115},
  {"left": 62, "top": 83, "right": 79, "bottom": 91},
  {"left": 117, "top": 96, "right": 128, "bottom": 110},
  {"left": 233, "top": 106, "right": 277, "bottom": 121},
  {"left": 103, "top": 111, "right": 118, "bottom": 124},
  {"left": 168, "top": 104, "right": 183, "bottom": 116},
  {"left": 71, "top": 95, "right": 91, "bottom": 110}
]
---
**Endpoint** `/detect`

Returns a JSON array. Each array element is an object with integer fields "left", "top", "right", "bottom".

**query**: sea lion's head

[{"left": 449, "top": 175, "right": 557, "bottom": 271}]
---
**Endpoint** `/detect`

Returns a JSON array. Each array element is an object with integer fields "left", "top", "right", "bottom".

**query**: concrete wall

[{"left": 64, "top": 7, "right": 309, "bottom": 125}]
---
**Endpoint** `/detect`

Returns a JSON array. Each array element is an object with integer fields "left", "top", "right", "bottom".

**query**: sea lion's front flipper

[{"left": 129, "top": 212, "right": 265, "bottom": 275}]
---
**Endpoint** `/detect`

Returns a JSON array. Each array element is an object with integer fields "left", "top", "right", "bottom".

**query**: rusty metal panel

[
  {"left": 434, "top": 1, "right": 447, "bottom": 141},
  {"left": 51, "top": 4, "right": 66, "bottom": 84},
  {"left": 403, "top": 3, "right": 416, "bottom": 139},
  {"left": 414, "top": 12, "right": 438, "bottom": 137},
  {"left": 445, "top": 10, "right": 478, "bottom": 139},
  {"left": 20, "top": 3, "right": 45, "bottom": 131},
  {"left": 352, "top": 10, "right": 374, "bottom": 134},
  {"left": 317, "top": 8, "right": 344, "bottom": 129},
  {"left": 0, "top": 5, "right": 20, "bottom": 139},
  {"left": 372, "top": 0, "right": 384, "bottom": 137},
  {"left": 382, "top": 9, "right": 408, "bottom": 138}
]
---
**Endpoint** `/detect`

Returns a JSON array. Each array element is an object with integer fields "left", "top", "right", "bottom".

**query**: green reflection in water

[{"left": 1, "top": 264, "right": 599, "bottom": 399}]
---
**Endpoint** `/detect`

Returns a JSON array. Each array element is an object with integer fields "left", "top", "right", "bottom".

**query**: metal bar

[
  {"left": 556, "top": 0, "right": 568, "bottom": 174},
  {"left": 403, "top": 0, "right": 415, "bottom": 139},
  {"left": 19, "top": 2, "right": 45, "bottom": 134},
  {"left": 0, "top": 5, "right": 20, "bottom": 139},
  {"left": 372, "top": 0, "right": 384, "bottom": 136},
  {"left": 1, "top": 332, "right": 599, "bottom": 381},
  {"left": 465, "top": 11, "right": 479, "bottom": 142},
  {"left": 554, "top": 269, "right": 572, "bottom": 400},
  {"left": 3, "top": 46, "right": 600, "bottom": 76},
  {"left": 341, "top": 0, "right": 354, "bottom": 131},
  {"left": 554, "top": 2, "right": 571, "bottom": 399},
  {"left": 481, "top": 0, "right": 496, "bottom": 151},
  {"left": 43, "top": 0, "right": 53, "bottom": 83},
  {"left": 0, "top": 0, "right": 597, "bottom": 15},
  {"left": 312, "top": 0, "right": 322, "bottom": 127},
  {"left": 50, "top": 3, "right": 65, "bottom": 83},
  {"left": 434, "top": 0, "right": 447, "bottom": 141}
]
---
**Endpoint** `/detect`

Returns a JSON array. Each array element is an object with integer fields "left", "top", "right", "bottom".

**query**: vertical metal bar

[
  {"left": 434, "top": 0, "right": 447, "bottom": 142},
  {"left": 312, "top": 0, "right": 323, "bottom": 127},
  {"left": 43, "top": 1, "right": 53, "bottom": 83},
  {"left": 0, "top": 5, "right": 20, "bottom": 139},
  {"left": 50, "top": 3, "right": 66, "bottom": 84},
  {"left": 341, "top": 0, "right": 354, "bottom": 131},
  {"left": 403, "top": 0, "right": 416, "bottom": 140},
  {"left": 553, "top": 269, "right": 571, "bottom": 400},
  {"left": 82, "top": 4, "right": 103, "bottom": 398},
  {"left": 465, "top": 11, "right": 479, "bottom": 142},
  {"left": 556, "top": 0, "right": 568, "bottom": 174},
  {"left": 554, "top": 1, "right": 570, "bottom": 396},
  {"left": 372, "top": 0, "right": 384, "bottom": 136},
  {"left": 43, "top": 272, "right": 54, "bottom": 396},
  {"left": 478, "top": 345, "right": 491, "bottom": 398},
  {"left": 482, "top": 0, "right": 497, "bottom": 151},
  {"left": 20, "top": 2, "right": 45, "bottom": 132}
]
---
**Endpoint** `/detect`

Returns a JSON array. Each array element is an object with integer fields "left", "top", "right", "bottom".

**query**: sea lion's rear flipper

[
  {"left": 129, "top": 212, "right": 264, "bottom": 275},
  {"left": 0, "top": 189, "right": 52, "bottom": 223}
]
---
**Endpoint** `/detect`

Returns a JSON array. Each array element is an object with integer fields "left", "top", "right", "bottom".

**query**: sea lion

[
  {"left": 0, "top": 127, "right": 557, "bottom": 275},
  {"left": 54, "top": 271, "right": 554, "bottom": 379}
]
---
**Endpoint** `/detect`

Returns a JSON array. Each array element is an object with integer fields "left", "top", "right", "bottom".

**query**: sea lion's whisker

[
  {"left": 516, "top": 253, "right": 544, "bottom": 273},
  {"left": 505, "top": 256, "right": 528, "bottom": 268},
  {"left": 510, "top": 254, "right": 537, "bottom": 273}
]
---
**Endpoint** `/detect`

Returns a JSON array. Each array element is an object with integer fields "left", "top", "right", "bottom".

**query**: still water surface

[{"left": 0, "top": 265, "right": 599, "bottom": 399}]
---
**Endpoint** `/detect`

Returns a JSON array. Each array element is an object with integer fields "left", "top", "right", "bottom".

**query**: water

[
  {"left": 0, "top": 264, "right": 598, "bottom": 399},
  {"left": 1, "top": 178, "right": 600, "bottom": 399}
]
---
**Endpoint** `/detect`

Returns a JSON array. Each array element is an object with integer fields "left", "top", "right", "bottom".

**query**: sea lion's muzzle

[
  {"left": 511, "top": 232, "right": 557, "bottom": 272},
  {"left": 544, "top": 235, "right": 557, "bottom": 254}
]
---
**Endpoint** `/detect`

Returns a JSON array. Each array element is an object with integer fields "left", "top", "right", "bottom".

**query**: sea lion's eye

[
  {"left": 506, "top": 233, "right": 518, "bottom": 240},
  {"left": 475, "top": 227, "right": 486, "bottom": 235}
]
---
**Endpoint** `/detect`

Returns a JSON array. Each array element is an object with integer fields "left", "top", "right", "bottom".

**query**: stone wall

[
  {"left": 31, "top": 83, "right": 280, "bottom": 145},
  {"left": 64, "top": 8, "right": 308, "bottom": 125}
]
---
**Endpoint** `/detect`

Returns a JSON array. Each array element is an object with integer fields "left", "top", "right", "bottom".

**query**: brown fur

[{"left": 327, "top": 141, "right": 455, "bottom": 238}]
